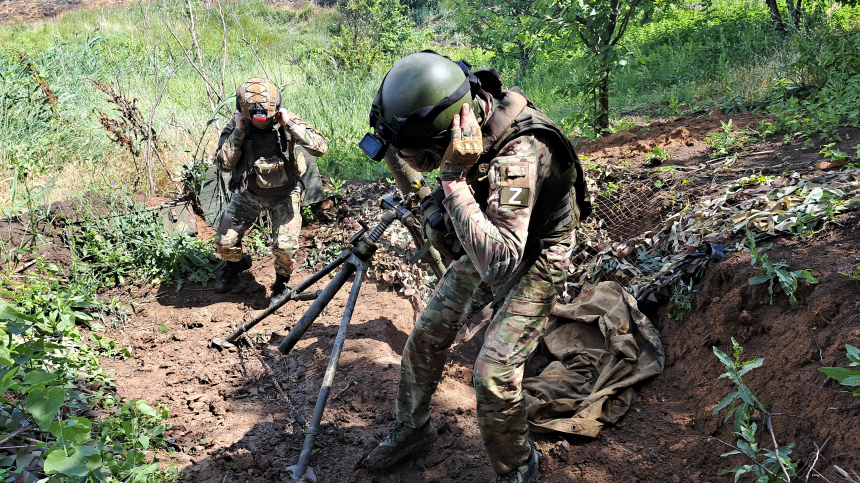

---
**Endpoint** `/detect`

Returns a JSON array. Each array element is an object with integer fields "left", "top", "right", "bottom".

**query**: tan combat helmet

[{"left": 236, "top": 77, "right": 281, "bottom": 122}]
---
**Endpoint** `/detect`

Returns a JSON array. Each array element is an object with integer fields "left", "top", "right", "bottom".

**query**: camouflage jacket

[
  {"left": 214, "top": 116, "right": 328, "bottom": 198},
  {"left": 442, "top": 131, "right": 565, "bottom": 285}
]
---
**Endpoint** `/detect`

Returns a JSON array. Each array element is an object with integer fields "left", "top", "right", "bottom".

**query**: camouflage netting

[
  {"left": 570, "top": 165, "right": 860, "bottom": 304},
  {"left": 303, "top": 167, "right": 860, "bottom": 310}
]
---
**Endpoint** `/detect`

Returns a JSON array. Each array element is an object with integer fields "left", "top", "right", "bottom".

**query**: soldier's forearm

[
  {"left": 215, "top": 127, "right": 245, "bottom": 172},
  {"left": 287, "top": 120, "right": 328, "bottom": 157},
  {"left": 299, "top": 129, "right": 328, "bottom": 157}
]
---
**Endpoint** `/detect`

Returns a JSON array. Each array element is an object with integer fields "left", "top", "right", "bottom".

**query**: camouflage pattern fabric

[
  {"left": 211, "top": 109, "right": 326, "bottom": 278},
  {"left": 213, "top": 188, "right": 302, "bottom": 277},
  {"left": 215, "top": 116, "right": 328, "bottom": 174},
  {"left": 214, "top": 115, "right": 328, "bottom": 198},
  {"left": 442, "top": 133, "right": 554, "bottom": 284},
  {"left": 236, "top": 77, "right": 280, "bottom": 120},
  {"left": 397, "top": 245, "right": 568, "bottom": 474},
  {"left": 396, "top": 131, "right": 574, "bottom": 475}
]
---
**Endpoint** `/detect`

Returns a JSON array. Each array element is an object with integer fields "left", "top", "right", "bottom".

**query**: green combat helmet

[{"left": 359, "top": 50, "right": 482, "bottom": 160}]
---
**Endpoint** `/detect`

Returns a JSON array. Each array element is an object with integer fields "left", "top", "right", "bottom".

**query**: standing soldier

[
  {"left": 359, "top": 52, "right": 590, "bottom": 483},
  {"left": 213, "top": 77, "right": 328, "bottom": 307}
]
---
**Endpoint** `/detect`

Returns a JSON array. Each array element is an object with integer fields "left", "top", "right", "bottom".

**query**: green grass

[{"left": 2, "top": 0, "right": 858, "bottom": 207}]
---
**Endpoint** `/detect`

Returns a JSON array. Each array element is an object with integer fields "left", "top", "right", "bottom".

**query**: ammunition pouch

[
  {"left": 253, "top": 157, "right": 288, "bottom": 188},
  {"left": 295, "top": 151, "right": 307, "bottom": 177}
]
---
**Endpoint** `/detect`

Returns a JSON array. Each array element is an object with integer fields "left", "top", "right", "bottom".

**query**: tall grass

[
  {"left": 0, "top": 0, "right": 857, "bottom": 211},
  {"left": 0, "top": 0, "right": 493, "bottom": 209}
]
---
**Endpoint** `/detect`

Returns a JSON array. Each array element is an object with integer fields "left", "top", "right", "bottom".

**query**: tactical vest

[
  {"left": 228, "top": 124, "right": 299, "bottom": 200},
  {"left": 470, "top": 82, "right": 591, "bottom": 247}
]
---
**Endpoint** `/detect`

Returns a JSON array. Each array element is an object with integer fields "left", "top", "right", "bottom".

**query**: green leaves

[
  {"left": 819, "top": 344, "right": 860, "bottom": 397},
  {"left": 44, "top": 445, "right": 102, "bottom": 477},
  {"left": 742, "top": 232, "right": 818, "bottom": 308},
  {"left": 49, "top": 418, "right": 92, "bottom": 445},
  {"left": 26, "top": 386, "right": 66, "bottom": 431},
  {"left": 712, "top": 339, "right": 799, "bottom": 481}
]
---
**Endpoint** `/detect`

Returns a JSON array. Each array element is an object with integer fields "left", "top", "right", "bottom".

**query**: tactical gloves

[{"left": 440, "top": 103, "right": 482, "bottom": 181}]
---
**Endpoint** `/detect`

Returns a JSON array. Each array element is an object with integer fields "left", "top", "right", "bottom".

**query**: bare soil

[{"left": 7, "top": 111, "right": 858, "bottom": 482}]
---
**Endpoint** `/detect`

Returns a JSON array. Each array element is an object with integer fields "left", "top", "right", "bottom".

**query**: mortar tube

[
  {"left": 383, "top": 149, "right": 431, "bottom": 200},
  {"left": 277, "top": 263, "right": 355, "bottom": 356}
]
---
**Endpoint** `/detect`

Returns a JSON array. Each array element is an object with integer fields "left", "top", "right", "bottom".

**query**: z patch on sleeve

[
  {"left": 500, "top": 186, "right": 531, "bottom": 207},
  {"left": 499, "top": 162, "right": 530, "bottom": 207}
]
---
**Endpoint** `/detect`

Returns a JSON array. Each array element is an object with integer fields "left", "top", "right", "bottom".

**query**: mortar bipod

[{"left": 279, "top": 209, "right": 397, "bottom": 482}]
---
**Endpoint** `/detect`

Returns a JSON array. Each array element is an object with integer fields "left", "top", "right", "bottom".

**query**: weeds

[
  {"left": 600, "top": 182, "right": 620, "bottom": 198},
  {"left": 0, "top": 270, "right": 175, "bottom": 482},
  {"left": 705, "top": 119, "right": 752, "bottom": 158},
  {"left": 668, "top": 279, "right": 696, "bottom": 321},
  {"left": 646, "top": 146, "right": 670, "bottom": 165},
  {"left": 742, "top": 232, "right": 817, "bottom": 308},
  {"left": 325, "top": 178, "right": 347, "bottom": 205},
  {"left": 842, "top": 265, "right": 860, "bottom": 282},
  {"left": 711, "top": 338, "right": 799, "bottom": 482},
  {"left": 68, "top": 198, "right": 217, "bottom": 290},
  {"left": 819, "top": 143, "right": 849, "bottom": 162},
  {"left": 819, "top": 345, "right": 860, "bottom": 398}
]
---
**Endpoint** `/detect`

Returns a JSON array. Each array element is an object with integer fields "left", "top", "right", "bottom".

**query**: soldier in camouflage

[
  {"left": 213, "top": 77, "right": 328, "bottom": 306},
  {"left": 360, "top": 52, "right": 589, "bottom": 483}
]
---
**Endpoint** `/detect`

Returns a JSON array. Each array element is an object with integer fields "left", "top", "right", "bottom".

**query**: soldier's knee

[{"left": 474, "top": 356, "right": 510, "bottom": 393}]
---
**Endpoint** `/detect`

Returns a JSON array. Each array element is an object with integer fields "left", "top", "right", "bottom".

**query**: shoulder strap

[{"left": 481, "top": 90, "right": 528, "bottom": 153}]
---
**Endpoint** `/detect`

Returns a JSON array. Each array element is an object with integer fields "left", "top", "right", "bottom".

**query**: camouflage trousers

[
  {"left": 396, "top": 244, "right": 568, "bottom": 474},
  {"left": 213, "top": 187, "right": 302, "bottom": 277}
]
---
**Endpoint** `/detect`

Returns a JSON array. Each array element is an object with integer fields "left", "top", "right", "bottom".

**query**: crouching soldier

[
  {"left": 359, "top": 52, "right": 590, "bottom": 483},
  {"left": 213, "top": 77, "right": 328, "bottom": 306}
]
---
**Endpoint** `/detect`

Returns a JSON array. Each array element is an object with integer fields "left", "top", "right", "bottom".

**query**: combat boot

[
  {"left": 214, "top": 255, "right": 252, "bottom": 293},
  {"left": 365, "top": 420, "right": 438, "bottom": 470},
  {"left": 496, "top": 441, "right": 540, "bottom": 483},
  {"left": 269, "top": 274, "right": 292, "bottom": 308}
]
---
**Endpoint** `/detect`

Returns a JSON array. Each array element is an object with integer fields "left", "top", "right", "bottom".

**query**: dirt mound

[{"left": 94, "top": 113, "right": 860, "bottom": 482}]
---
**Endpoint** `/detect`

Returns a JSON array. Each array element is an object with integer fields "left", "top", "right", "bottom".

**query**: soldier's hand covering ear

[
  {"left": 440, "top": 103, "right": 482, "bottom": 181},
  {"left": 233, "top": 111, "right": 248, "bottom": 131},
  {"left": 276, "top": 108, "right": 307, "bottom": 139}
]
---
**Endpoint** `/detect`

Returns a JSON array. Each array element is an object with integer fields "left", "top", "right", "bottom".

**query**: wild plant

[
  {"left": 68, "top": 197, "right": 217, "bottom": 290},
  {"left": 842, "top": 258, "right": 860, "bottom": 282},
  {"left": 668, "top": 279, "right": 696, "bottom": 321},
  {"left": 705, "top": 120, "right": 752, "bottom": 158},
  {"left": 819, "top": 344, "right": 860, "bottom": 398},
  {"left": 742, "top": 232, "right": 817, "bottom": 308},
  {"left": 0, "top": 269, "right": 176, "bottom": 481},
  {"left": 711, "top": 338, "right": 799, "bottom": 482},
  {"left": 646, "top": 146, "right": 670, "bottom": 165}
]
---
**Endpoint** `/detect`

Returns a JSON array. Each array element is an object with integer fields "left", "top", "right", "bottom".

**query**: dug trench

[{"left": 96, "top": 111, "right": 860, "bottom": 482}]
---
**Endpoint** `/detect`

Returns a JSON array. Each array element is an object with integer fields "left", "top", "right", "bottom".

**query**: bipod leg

[
  {"left": 278, "top": 259, "right": 356, "bottom": 356},
  {"left": 286, "top": 267, "right": 366, "bottom": 482},
  {"left": 226, "top": 249, "right": 350, "bottom": 343}
]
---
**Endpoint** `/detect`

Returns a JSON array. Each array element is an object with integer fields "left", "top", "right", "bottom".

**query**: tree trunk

[
  {"left": 765, "top": 0, "right": 787, "bottom": 36},
  {"left": 787, "top": 0, "right": 802, "bottom": 30},
  {"left": 597, "top": 72, "right": 610, "bottom": 132}
]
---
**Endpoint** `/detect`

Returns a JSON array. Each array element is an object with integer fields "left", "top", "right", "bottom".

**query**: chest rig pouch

[
  {"left": 246, "top": 126, "right": 303, "bottom": 189},
  {"left": 253, "top": 156, "right": 288, "bottom": 188}
]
